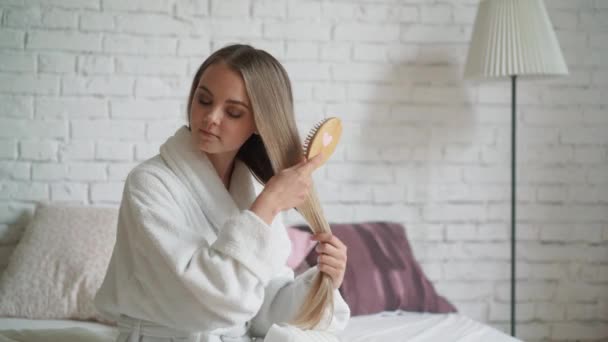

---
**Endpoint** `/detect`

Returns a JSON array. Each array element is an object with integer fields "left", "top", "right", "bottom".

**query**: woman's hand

[
  {"left": 313, "top": 233, "right": 347, "bottom": 290},
  {"left": 250, "top": 153, "right": 323, "bottom": 224}
]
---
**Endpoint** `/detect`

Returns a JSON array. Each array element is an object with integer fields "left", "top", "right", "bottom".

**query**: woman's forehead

[
  {"left": 198, "top": 63, "right": 246, "bottom": 94},
  {"left": 196, "top": 62, "right": 253, "bottom": 110}
]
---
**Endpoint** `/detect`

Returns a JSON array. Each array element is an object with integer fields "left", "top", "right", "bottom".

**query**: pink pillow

[
  {"left": 286, "top": 227, "right": 316, "bottom": 269},
  {"left": 302, "top": 222, "right": 457, "bottom": 316}
]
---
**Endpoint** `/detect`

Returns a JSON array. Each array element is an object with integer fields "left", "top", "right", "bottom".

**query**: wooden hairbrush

[{"left": 303, "top": 117, "right": 342, "bottom": 168}]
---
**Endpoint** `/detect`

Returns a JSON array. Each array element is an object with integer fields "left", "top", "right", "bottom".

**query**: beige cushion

[
  {"left": 0, "top": 202, "right": 118, "bottom": 322},
  {"left": 0, "top": 245, "right": 16, "bottom": 274}
]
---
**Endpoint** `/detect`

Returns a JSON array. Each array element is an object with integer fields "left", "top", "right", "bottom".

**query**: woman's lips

[{"left": 199, "top": 129, "right": 219, "bottom": 139}]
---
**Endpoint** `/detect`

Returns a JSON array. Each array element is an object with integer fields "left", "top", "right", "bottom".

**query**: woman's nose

[{"left": 206, "top": 107, "right": 222, "bottom": 126}]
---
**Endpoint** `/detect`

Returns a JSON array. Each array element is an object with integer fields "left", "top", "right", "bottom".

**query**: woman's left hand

[{"left": 312, "top": 233, "right": 347, "bottom": 290}]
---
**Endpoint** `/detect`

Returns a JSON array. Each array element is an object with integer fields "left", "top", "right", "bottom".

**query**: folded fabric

[{"left": 264, "top": 324, "right": 340, "bottom": 342}]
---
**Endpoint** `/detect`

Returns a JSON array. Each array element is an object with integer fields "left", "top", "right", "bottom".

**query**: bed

[
  {"left": 0, "top": 311, "right": 519, "bottom": 342},
  {"left": 0, "top": 203, "right": 521, "bottom": 342}
]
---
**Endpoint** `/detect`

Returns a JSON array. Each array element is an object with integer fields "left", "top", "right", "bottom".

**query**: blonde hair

[{"left": 187, "top": 44, "right": 334, "bottom": 329}]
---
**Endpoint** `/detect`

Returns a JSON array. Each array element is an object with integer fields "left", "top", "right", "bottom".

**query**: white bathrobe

[{"left": 94, "top": 126, "right": 350, "bottom": 342}]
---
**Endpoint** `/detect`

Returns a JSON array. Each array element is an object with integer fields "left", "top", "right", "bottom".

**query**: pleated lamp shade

[{"left": 464, "top": 0, "right": 568, "bottom": 80}]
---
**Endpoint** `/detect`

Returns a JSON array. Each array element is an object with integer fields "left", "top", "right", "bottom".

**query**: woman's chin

[
  {"left": 196, "top": 143, "right": 214, "bottom": 154},
  {"left": 190, "top": 136, "right": 212, "bottom": 153}
]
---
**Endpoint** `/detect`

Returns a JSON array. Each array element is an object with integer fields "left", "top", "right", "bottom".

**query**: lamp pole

[{"left": 510, "top": 74, "right": 517, "bottom": 337}]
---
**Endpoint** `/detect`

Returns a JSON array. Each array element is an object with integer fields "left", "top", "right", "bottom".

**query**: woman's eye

[
  {"left": 227, "top": 110, "right": 242, "bottom": 118},
  {"left": 198, "top": 97, "right": 211, "bottom": 105}
]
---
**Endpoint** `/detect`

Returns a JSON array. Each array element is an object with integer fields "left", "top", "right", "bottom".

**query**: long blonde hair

[{"left": 187, "top": 44, "right": 334, "bottom": 329}]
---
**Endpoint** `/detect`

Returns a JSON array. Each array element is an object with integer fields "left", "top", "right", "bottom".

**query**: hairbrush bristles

[
  {"left": 303, "top": 119, "right": 328, "bottom": 154},
  {"left": 302, "top": 117, "right": 342, "bottom": 169}
]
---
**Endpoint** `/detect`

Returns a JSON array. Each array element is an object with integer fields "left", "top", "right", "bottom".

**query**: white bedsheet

[
  {"left": 340, "top": 311, "right": 521, "bottom": 342},
  {"left": 0, "top": 311, "right": 522, "bottom": 342}
]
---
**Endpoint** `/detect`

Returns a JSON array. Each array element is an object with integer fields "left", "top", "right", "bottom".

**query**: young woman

[{"left": 94, "top": 44, "right": 350, "bottom": 342}]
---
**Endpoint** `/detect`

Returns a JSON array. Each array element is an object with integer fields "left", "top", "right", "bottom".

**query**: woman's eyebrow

[
  {"left": 226, "top": 99, "right": 251, "bottom": 111},
  {"left": 198, "top": 85, "right": 251, "bottom": 111},
  {"left": 198, "top": 85, "right": 212, "bottom": 94}
]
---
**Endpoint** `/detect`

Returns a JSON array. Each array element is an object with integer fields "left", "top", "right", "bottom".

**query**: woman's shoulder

[{"left": 125, "top": 155, "right": 176, "bottom": 192}]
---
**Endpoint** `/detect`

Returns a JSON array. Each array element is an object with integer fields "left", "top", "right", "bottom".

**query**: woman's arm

[
  {"left": 247, "top": 215, "right": 350, "bottom": 336},
  {"left": 119, "top": 168, "right": 291, "bottom": 332},
  {"left": 248, "top": 265, "right": 351, "bottom": 337}
]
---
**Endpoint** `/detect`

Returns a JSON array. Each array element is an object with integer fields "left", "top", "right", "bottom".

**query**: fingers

[
  {"left": 309, "top": 152, "right": 325, "bottom": 167},
  {"left": 288, "top": 157, "right": 307, "bottom": 170},
  {"left": 317, "top": 263, "right": 343, "bottom": 290},
  {"left": 315, "top": 242, "right": 345, "bottom": 261},
  {"left": 313, "top": 233, "right": 347, "bottom": 251},
  {"left": 314, "top": 233, "right": 347, "bottom": 290},
  {"left": 298, "top": 152, "right": 324, "bottom": 175},
  {"left": 317, "top": 253, "right": 345, "bottom": 270}
]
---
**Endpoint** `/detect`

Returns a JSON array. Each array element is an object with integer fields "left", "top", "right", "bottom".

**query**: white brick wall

[{"left": 1, "top": 0, "right": 607, "bottom": 341}]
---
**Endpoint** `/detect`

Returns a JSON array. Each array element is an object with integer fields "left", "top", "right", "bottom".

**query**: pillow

[
  {"left": 0, "top": 246, "right": 16, "bottom": 269},
  {"left": 286, "top": 226, "right": 317, "bottom": 270},
  {"left": 0, "top": 202, "right": 118, "bottom": 322},
  {"left": 297, "top": 222, "right": 457, "bottom": 316}
]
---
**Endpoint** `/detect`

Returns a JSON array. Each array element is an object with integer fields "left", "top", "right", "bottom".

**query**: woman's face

[{"left": 190, "top": 62, "right": 256, "bottom": 156}]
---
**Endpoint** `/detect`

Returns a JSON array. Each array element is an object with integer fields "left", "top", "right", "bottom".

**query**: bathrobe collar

[{"left": 159, "top": 125, "right": 258, "bottom": 232}]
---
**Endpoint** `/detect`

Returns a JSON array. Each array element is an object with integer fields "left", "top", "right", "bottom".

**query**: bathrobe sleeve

[
  {"left": 121, "top": 168, "right": 291, "bottom": 332},
  {"left": 248, "top": 223, "right": 351, "bottom": 337}
]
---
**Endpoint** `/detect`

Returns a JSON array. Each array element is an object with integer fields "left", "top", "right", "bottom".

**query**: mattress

[{"left": 0, "top": 311, "right": 521, "bottom": 342}]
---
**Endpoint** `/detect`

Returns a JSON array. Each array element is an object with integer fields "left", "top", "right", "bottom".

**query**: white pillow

[{"left": 0, "top": 202, "right": 118, "bottom": 322}]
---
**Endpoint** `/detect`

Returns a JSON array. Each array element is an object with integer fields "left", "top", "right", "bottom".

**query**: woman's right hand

[{"left": 250, "top": 153, "right": 324, "bottom": 225}]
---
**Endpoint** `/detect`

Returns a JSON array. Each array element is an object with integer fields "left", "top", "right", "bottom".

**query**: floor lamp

[{"left": 463, "top": 0, "right": 568, "bottom": 337}]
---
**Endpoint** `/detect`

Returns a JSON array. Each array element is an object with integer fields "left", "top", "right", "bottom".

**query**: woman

[{"left": 94, "top": 44, "right": 350, "bottom": 342}]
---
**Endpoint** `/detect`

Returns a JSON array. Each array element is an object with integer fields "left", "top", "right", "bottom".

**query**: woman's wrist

[{"left": 250, "top": 192, "right": 280, "bottom": 225}]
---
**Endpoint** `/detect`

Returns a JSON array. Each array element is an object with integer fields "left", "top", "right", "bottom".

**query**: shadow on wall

[
  {"left": 338, "top": 46, "right": 491, "bottom": 319},
  {"left": 352, "top": 46, "right": 477, "bottom": 221}
]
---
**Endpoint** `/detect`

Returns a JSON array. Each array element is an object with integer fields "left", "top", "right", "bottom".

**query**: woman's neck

[{"left": 205, "top": 152, "right": 236, "bottom": 189}]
